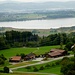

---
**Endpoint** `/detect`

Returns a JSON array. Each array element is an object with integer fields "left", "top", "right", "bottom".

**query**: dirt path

[{"left": 15, "top": 71, "right": 57, "bottom": 75}]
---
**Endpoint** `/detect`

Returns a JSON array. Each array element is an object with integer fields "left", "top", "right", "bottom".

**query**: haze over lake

[{"left": 0, "top": 18, "right": 75, "bottom": 29}]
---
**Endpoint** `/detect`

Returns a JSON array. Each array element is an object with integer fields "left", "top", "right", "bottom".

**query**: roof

[
  {"left": 10, "top": 56, "right": 21, "bottom": 61},
  {"left": 48, "top": 51, "right": 61, "bottom": 57},
  {"left": 48, "top": 49, "right": 66, "bottom": 57}
]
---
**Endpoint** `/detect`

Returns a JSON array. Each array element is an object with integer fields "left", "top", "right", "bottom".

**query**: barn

[
  {"left": 9, "top": 56, "right": 22, "bottom": 62},
  {"left": 48, "top": 49, "right": 67, "bottom": 58}
]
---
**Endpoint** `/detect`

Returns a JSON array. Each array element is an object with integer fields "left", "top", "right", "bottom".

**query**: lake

[{"left": 0, "top": 18, "right": 75, "bottom": 29}]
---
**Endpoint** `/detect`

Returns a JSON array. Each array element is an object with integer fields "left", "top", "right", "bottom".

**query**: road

[
  {"left": 14, "top": 71, "right": 57, "bottom": 75},
  {"left": 11, "top": 55, "right": 73, "bottom": 70}
]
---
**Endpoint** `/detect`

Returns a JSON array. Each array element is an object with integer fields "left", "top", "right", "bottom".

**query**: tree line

[{"left": 0, "top": 30, "right": 75, "bottom": 50}]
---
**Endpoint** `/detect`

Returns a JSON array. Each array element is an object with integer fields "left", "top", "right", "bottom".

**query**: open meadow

[
  {"left": 0, "top": 45, "right": 60, "bottom": 59},
  {"left": 15, "top": 60, "right": 61, "bottom": 75},
  {"left": 0, "top": 45, "right": 64, "bottom": 75},
  {"left": 0, "top": 72, "right": 47, "bottom": 75}
]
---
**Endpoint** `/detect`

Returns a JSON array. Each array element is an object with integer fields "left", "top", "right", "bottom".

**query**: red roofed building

[
  {"left": 48, "top": 49, "right": 67, "bottom": 58},
  {"left": 9, "top": 56, "right": 22, "bottom": 62}
]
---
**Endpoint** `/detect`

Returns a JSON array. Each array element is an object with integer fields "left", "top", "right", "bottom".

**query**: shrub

[
  {"left": 61, "top": 57, "right": 70, "bottom": 65},
  {"left": 51, "top": 62, "right": 56, "bottom": 66},
  {"left": 20, "top": 53, "right": 26, "bottom": 59},
  {"left": 0, "top": 70, "right": 4, "bottom": 73},
  {"left": 45, "top": 64, "right": 50, "bottom": 68},
  {"left": 33, "top": 67, "right": 39, "bottom": 72},
  {"left": 26, "top": 66, "right": 31, "bottom": 69},
  {"left": 39, "top": 66, "right": 44, "bottom": 70},
  {"left": 70, "top": 57, "right": 75, "bottom": 61},
  {"left": 4, "top": 66, "right": 9, "bottom": 73},
  {"left": 61, "top": 61, "right": 74, "bottom": 75},
  {"left": 55, "top": 60, "right": 60, "bottom": 65},
  {"left": 0, "top": 58, "right": 4, "bottom": 65},
  {"left": 0, "top": 54, "right": 7, "bottom": 60},
  {"left": 66, "top": 70, "right": 75, "bottom": 75}
]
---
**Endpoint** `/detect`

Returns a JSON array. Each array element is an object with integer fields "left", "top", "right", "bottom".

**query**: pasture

[
  {"left": 0, "top": 45, "right": 61, "bottom": 75},
  {"left": 0, "top": 72, "right": 46, "bottom": 75},
  {"left": 16, "top": 60, "right": 61, "bottom": 75},
  {"left": 0, "top": 45, "right": 60, "bottom": 59}
]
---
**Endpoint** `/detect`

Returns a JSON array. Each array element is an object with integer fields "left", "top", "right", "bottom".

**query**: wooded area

[{"left": 0, "top": 30, "right": 75, "bottom": 51}]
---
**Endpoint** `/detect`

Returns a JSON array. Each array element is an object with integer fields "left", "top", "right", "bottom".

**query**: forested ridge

[{"left": 0, "top": 30, "right": 75, "bottom": 51}]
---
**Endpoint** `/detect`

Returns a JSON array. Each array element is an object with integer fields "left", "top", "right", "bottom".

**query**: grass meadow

[
  {"left": 0, "top": 45, "right": 60, "bottom": 59},
  {"left": 16, "top": 60, "right": 61, "bottom": 75},
  {"left": 16, "top": 65, "right": 61, "bottom": 75},
  {"left": 0, "top": 45, "right": 62, "bottom": 75},
  {"left": 0, "top": 72, "right": 47, "bottom": 75}
]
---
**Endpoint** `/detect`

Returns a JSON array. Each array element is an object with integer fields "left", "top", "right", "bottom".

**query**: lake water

[{"left": 0, "top": 18, "right": 75, "bottom": 29}]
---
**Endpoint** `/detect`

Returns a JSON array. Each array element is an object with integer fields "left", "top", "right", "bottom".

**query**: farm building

[
  {"left": 24, "top": 52, "right": 36, "bottom": 60},
  {"left": 9, "top": 56, "right": 22, "bottom": 62},
  {"left": 48, "top": 49, "right": 67, "bottom": 58}
]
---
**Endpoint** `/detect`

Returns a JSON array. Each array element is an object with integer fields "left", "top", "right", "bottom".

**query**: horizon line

[{"left": 0, "top": 0, "right": 75, "bottom": 3}]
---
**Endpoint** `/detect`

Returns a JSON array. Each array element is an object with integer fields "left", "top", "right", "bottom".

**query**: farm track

[
  {"left": 14, "top": 71, "right": 57, "bottom": 75},
  {"left": 11, "top": 55, "right": 73, "bottom": 70}
]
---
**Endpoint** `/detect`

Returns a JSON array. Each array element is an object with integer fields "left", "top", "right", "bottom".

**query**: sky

[{"left": 0, "top": 0, "right": 75, "bottom": 2}]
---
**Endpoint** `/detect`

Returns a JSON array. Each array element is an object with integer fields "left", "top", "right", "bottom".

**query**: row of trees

[
  {"left": 61, "top": 57, "right": 75, "bottom": 75},
  {"left": 0, "top": 30, "right": 75, "bottom": 50},
  {"left": 0, "top": 31, "right": 39, "bottom": 49},
  {"left": 61, "top": 44, "right": 75, "bottom": 75}
]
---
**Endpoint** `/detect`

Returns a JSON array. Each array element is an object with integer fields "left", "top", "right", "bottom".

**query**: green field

[
  {"left": 0, "top": 72, "right": 46, "bottom": 75},
  {"left": 16, "top": 65, "right": 60, "bottom": 75},
  {"left": 39, "top": 65, "right": 60, "bottom": 74},
  {"left": 0, "top": 45, "right": 61, "bottom": 75},
  {"left": 15, "top": 60, "right": 61, "bottom": 75},
  {"left": 0, "top": 45, "right": 60, "bottom": 59}
]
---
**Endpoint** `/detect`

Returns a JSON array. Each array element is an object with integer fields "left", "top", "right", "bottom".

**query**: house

[
  {"left": 48, "top": 49, "right": 67, "bottom": 58},
  {"left": 24, "top": 52, "right": 36, "bottom": 60},
  {"left": 9, "top": 56, "right": 22, "bottom": 62}
]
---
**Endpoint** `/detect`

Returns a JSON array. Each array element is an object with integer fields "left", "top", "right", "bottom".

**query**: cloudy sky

[{"left": 0, "top": 0, "right": 75, "bottom": 2}]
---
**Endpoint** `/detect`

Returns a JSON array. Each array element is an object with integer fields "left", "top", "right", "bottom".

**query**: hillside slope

[{"left": 0, "top": 26, "right": 75, "bottom": 36}]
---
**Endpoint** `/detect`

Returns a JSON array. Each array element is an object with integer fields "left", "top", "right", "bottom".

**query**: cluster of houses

[
  {"left": 9, "top": 49, "right": 68, "bottom": 62},
  {"left": 9, "top": 52, "right": 36, "bottom": 62}
]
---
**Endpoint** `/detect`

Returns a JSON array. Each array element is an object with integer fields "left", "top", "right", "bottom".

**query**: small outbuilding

[{"left": 24, "top": 52, "right": 36, "bottom": 60}]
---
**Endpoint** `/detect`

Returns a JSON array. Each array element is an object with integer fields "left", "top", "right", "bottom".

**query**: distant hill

[
  {"left": 0, "top": 26, "right": 75, "bottom": 36},
  {"left": 0, "top": 1, "right": 75, "bottom": 21},
  {"left": 0, "top": 1, "right": 75, "bottom": 13}
]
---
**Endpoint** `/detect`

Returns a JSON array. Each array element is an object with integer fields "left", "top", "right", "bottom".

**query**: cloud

[
  {"left": 13, "top": 0, "right": 75, "bottom": 2},
  {"left": 0, "top": 0, "right": 75, "bottom": 2},
  {"left": 0, "top": 0, "right": 5, "bottom": 1},
  {"left": 13, "top": 0, "right": 73, "bottom": 2}
]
